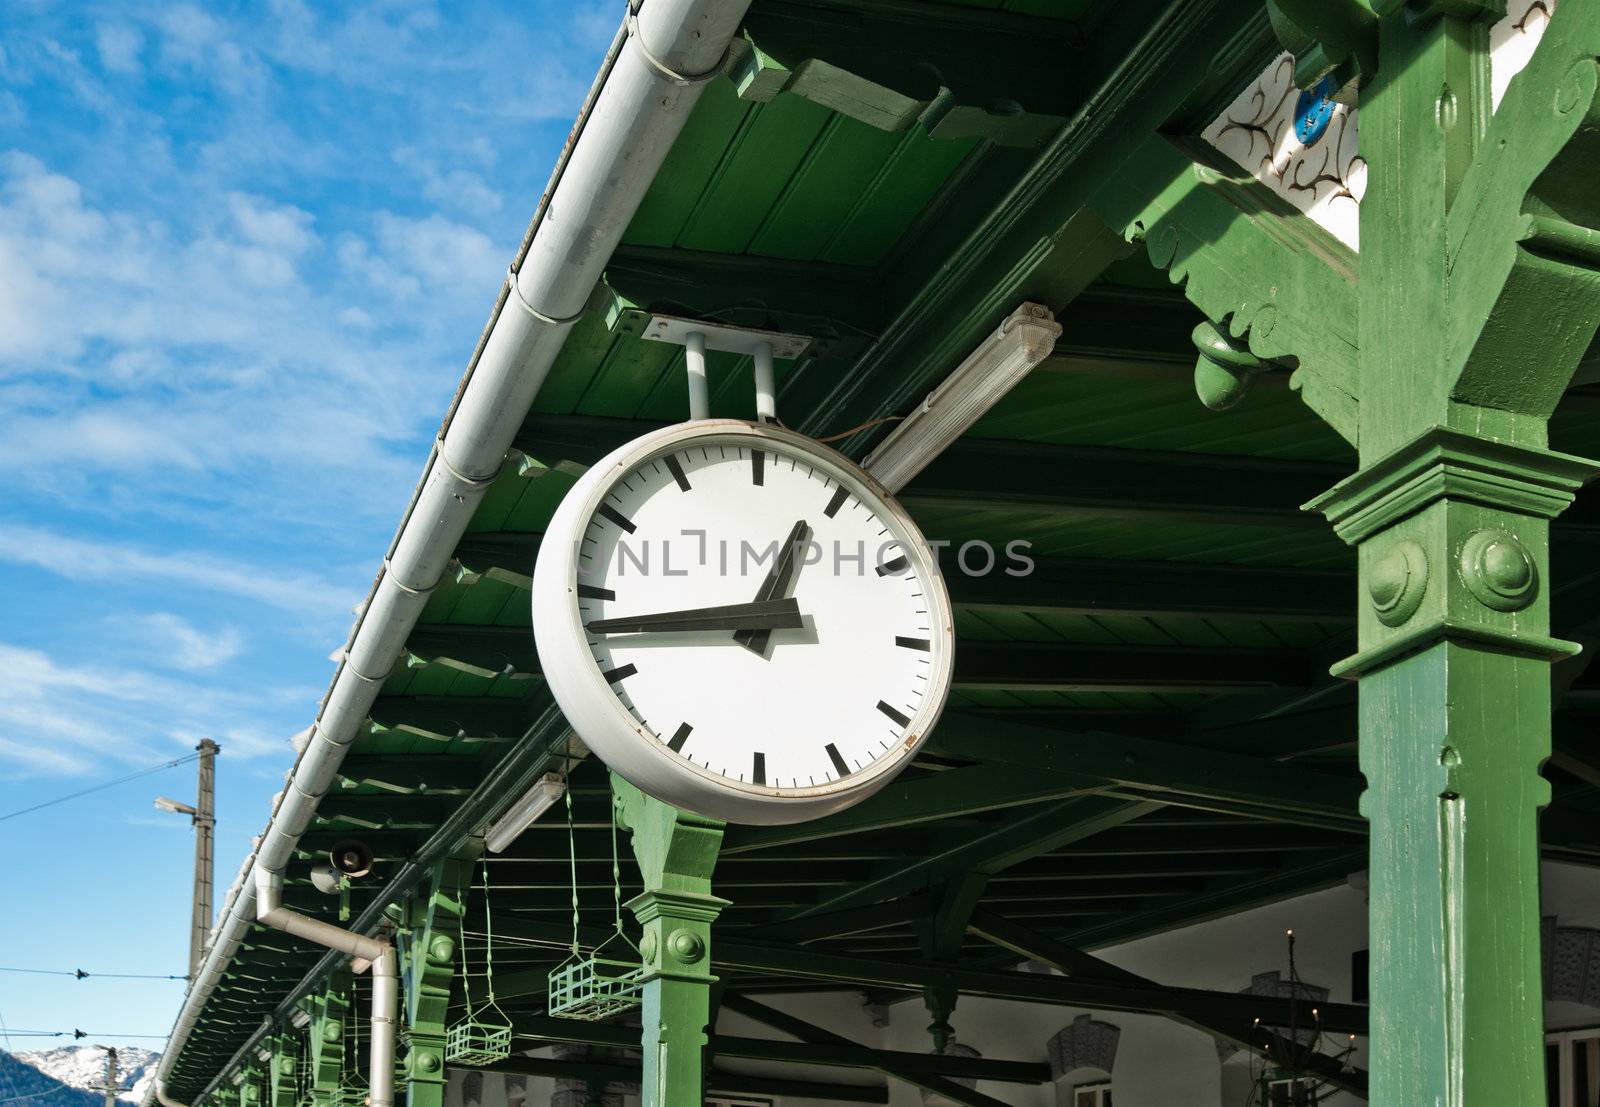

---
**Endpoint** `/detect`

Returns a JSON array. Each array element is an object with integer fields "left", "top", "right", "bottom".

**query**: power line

[
  {"left": 0, "top": 1031, "right": 168, "bottom": 1040},
  {"left": 0, "top": 967, "right": 186, "bottom": 982},
  {"left": 0, "top": 754, "right": 200, "bottom": 823},
  {"left": 0, "top": 1088, "right": 79, "bottom": 1105}
]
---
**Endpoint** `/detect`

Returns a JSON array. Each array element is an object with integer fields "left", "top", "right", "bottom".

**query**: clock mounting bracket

[{"left": 639, "top": 313, "right": 813, "bottom": 424}]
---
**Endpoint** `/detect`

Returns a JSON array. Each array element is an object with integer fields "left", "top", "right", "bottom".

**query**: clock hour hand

[
  {"left": 735, "top": 518, "right": 812, "bottom": 656},
  {"left": 585, "top": 598, "right": 804, "bottom": 635}
]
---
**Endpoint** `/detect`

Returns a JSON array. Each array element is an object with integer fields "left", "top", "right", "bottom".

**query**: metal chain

[
  {"left": 564, "top": 752, "right": 581, "bottom": 957},
  {"left": 480, "top": 857, "right": 498, "bottom": 1005},
  {"left": 457, "top": 895, "right": 476, "bottom": 1014},
  {"left": 610, "top": 787, "right": 624, "bottom": 935}
]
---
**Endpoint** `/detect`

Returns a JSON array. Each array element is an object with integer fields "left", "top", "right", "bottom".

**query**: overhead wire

[
  {"left": 0, "top": 754, "right": 200, "bottom": 823},
  {"left": 0, "top": 968, "right": 185, "bottom": 982},
  {"left": 0, "top": 1031, "right": 168, "bottom": 1040}
]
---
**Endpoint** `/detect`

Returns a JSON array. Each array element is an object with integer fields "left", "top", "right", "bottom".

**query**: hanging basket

[
  {"left": 443, "top": 1016, "right": 513, "bottom": 1066},
  {"left": 545, "top": 767, "right": 645, "bottom": 1021},
  {"left": 443, "top": 860, "right": 514, "bottom": 1065},
  {"left": 547, "top": 952, "right": 646, "bottom": 1021}
]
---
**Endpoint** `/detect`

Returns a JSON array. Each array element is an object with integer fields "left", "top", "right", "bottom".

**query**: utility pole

[
  {"left": 101, "top": 1047, "right": 118, "bottom": 1107},
  {"left": 154, "top": 739, "right": 219, "bottom": 980}
]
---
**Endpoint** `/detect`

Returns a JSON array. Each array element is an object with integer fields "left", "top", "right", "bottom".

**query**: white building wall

[{"left": 443, "top": 861, "right": 1600, "bottom": 1107}]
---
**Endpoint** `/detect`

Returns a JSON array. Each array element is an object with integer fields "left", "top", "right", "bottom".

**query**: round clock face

[{"left": 531, "top": 420, "right": 955, "bottom": 825}]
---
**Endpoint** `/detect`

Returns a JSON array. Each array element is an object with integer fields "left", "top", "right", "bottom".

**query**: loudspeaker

[
  {"left": 309, "top": 863, "right": 341, "bottom": 895},
  {"left": 329, "top": 839, "right": 373, "bottom": 878}
]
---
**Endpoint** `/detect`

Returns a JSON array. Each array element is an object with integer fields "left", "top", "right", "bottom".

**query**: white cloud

[
  {"left": 393, "top": 146, "right": 503, "bottom": 216},
  {"left": 227, "top": 191, "right": 316, "bottom": 256},
  {"left": 0, "top": 641, "right": 308, "bottom": 778},
  {"left": 372, "top": 211, "right": 502, "bottom": 298},
  {"left": 95, "top": 24, "right": 143, "bottom": 75},
  {"left": 132, "top": 613, "right": 247, "bottom": 670},
  {"left": 0, "top": 524, "right": 352, "bottom": 615}
]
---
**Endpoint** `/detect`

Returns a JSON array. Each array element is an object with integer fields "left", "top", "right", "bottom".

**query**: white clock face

[{"left": 531, "top": 420, "right": 955, "bottom": 824}]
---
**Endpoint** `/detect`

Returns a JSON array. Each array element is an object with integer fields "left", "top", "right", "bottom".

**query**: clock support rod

[{"left": 640, "top": 312, "right": 812, "bottom": 423}]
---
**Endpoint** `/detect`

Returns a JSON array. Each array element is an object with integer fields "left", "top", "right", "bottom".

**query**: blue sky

[{"left": 0, "top": 0, "right": 613, "bottom": 1051}]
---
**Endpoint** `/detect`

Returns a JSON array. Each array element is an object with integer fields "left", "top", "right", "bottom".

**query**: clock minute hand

[
  {"left": 585, "top": 598, "right": 804, "bottom": 635},
  {"left": 735, "top": 518, "right": 812, "bottom": 656}
]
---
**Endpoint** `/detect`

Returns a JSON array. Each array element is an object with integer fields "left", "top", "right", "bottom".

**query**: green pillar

[
  {"left": 269, "top": 1034, "right": 299, "bottom": 1107},
  {"left": 1302, "top": 4, "right": 1600, "bottom": 1102},
  {"left": 309, "top": 976, "right": 351, "bottom": 1107},
  {"left": 1311, "top": 434, "right": 1597, "bottom": 1103},
  {"left": 239, "top": 1066, "right": 263, "bottom": 1107},
  {"left": 613, "top": 774, "right": 727, "bottom": 1107},
  {"left": 402, "top": 859, "right": 469, "bottom": 1107}
]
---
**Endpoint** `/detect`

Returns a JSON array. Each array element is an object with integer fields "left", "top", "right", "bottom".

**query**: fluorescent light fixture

[
  {"left": 484, "top": 773, "right": 567, "bottom": 854},
  {"left": 863, "top": 302, "right": 1061, "bottom": 493},
  {"left": 154, "top": 795, "right": 197, "bottom": 816}
]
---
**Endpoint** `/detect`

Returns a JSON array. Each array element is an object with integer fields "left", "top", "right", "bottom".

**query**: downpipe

[{"left": 254, "top": 868, "right": 398, "bottom": 1107}]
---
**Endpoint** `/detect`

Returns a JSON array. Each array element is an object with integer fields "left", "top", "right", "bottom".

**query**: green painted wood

[
  {"left": 966, "top": 909, "right": 1367, "bottom": 1097},
  {"left": 1090, "top": 159, "right": 1360, "bottom": 442},
  {"left": 400, "top": 859, "right": 468, "bottom": 1107},
  {"left": 266, "top": 1036, "right": 296, "bottom": 1107},
  {"left": 737, "top": 1, "right": 1078, "bottom": 147},
  {"left": 476, "top": 1052, "right": 889, "bottom": 1103},
  {"left": 721, "top": 995, "right": 1015, "bottom": 1107},
  {"left": 307, "top": 978, "right": 349, "bottom": 1107},
  {"left": 614, "top": 775, "right": 728, "bottom": 1107},
  {"left": 929, "top": 712, "right": 1364, "bottom": 830}
]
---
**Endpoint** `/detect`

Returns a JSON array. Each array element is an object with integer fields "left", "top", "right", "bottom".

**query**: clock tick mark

[
  {"left": 602, "top": 663, "right": 637, "bottom": 684},
  {"left": 825, "top": 743, "right": 850, "bottom": 777},
  {"left": 663, "top": 454, "right": 691, "bottom": 491},
  {"left": 877, "top": 700, "right": 911, "bottom": 727},
  {"left": 895, "top": 636, "right": 931, "bottom": 651},
  {"left": 752, "top": 752, "right": 766, "bottom": 786},
  {"left": 577, "top": 584, "right": 615, "bottom": 601},
  {"left": 597, "top": 504, "right": 636, "bottom": 534},
  {"left": 752, "top": 449, "right": 765, "bottom": 486},
  {"left": 824, "top": 486, "right": 849, "bottom": 518}
]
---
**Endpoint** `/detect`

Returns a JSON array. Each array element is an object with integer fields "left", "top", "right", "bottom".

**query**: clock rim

[{"left": 530, "top": 418, "right": 956, "bottom": 826}]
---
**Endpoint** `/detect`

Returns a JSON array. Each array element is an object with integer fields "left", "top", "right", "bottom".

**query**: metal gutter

[{"left": 146, "top": 1, "right": 752, "bottom": 1100}]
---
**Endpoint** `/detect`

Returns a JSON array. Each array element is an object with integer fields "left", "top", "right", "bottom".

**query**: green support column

[
  {"left": 613, "top": 774, "right": 728, "bottom": 1107},
  {"left": 917, "top": 874, "right": 988, "bottom": 1055},
  {"left": 1109, "top": 0, "right": 1600, "bottom": 1098},
  {"left": 1311, "top": 434, "right": 1598, "bottom": 1105},
  {"left": 309, "top": 976, "right": 351, "bottom": 1107},
  {"left": 1309, "top": 5, "right": 1600, "bottom": 1103},
  {"left": 239, "top": 1066, "right": 263, "bottom": 1107},
  {"left": 269, "top": 1034, "right": 299, "bottom": 1107},
  {"left": 401, "top": 859, "right": 470, "bottom": 1107}
]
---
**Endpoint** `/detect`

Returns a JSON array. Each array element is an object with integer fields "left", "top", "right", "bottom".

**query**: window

[
  {"left": 1546, "top": 1030, "right": 1600, "bottom": 1107},
  {"left": 1264, "top": 1076, "right": 1319, "bottom": 1106},
  {"left": 1074, "top": 1082, "right": 1112, "bottom": 1107}
]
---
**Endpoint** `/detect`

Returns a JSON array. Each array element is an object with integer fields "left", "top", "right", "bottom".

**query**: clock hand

[
  {"left": 585, "top": 598, "right": 804, "bottom": 634},
  {"left": 735, "top": 518, "right": 812, "bottom": 656}
]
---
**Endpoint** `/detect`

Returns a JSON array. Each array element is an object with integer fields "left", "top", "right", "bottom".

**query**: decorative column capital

[
  {"left": 627, "top": 888, "right": 729, "bottom": 986},
  {"left": 1304, "top": 427, "right": 1599, "bottom": 678},
  {"left": 1304, "top": 427, "right": 1598, "bottom": 542},
  {"left": 625, "top": 888, "right": 730, "bottom": 927}
]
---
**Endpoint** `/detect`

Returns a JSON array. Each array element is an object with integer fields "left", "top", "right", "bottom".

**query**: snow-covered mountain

[{"left": 12, "top": 1046, "right": 160, "bottom": 1103}]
